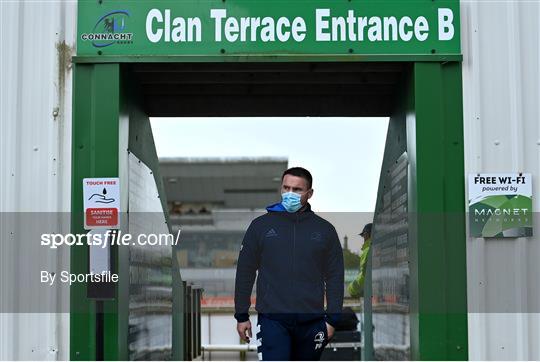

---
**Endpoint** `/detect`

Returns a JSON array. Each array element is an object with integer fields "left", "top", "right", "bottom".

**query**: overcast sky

[{"left": 150, "top": 117, "right": 389, "bottom": 251}]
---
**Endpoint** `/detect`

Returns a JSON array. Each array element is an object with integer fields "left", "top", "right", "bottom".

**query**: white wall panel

[
  {"left": 0, "top": 1, "right": 77, "bottom": 359},
  {"left": 461, "top": 1, "right": 540, "bottom": 360}
]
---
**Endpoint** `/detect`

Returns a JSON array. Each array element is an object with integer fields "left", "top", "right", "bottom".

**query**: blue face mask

[{"left": 281, "top": 191, "right": 303, "bottom": 213}]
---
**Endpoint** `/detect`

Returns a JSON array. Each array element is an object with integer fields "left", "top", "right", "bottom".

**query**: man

[
  {"left": 234, "top": 167, "right": 344, "bottom": 361},
  {"left": 347, "top": 223, "right": 372, "bottom": 298}
]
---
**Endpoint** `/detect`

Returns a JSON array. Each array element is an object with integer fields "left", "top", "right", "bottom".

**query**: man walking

[{"left": 234, "top": 167, "right": 344, "bottom": 360}]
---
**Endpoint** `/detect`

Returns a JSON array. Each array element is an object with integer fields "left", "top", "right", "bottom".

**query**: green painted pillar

[
  {"left": 71, "top": 63, "right": 123, "bottom": 360},
  {"left": 408, "top": 62, "right": 468, "bottom": 360}
]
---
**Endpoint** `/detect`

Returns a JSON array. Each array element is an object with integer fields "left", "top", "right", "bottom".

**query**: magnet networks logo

[{"left": 81, "top": 10, "right": 133, "bottom": 48}]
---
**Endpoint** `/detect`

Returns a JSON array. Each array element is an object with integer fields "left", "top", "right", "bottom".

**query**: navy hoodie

[{"left": 234, "top": 202, "right": 344, "bottom": 327}]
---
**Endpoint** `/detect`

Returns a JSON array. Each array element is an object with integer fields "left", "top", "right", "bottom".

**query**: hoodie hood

[
  {"left": 266, "top": 202, "right": 286, "bottom": 212},
  {"left": 266, "top": 202, "right": 312, "bottom": 213}
]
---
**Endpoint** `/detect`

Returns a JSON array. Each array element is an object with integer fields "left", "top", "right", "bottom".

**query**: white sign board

[
  {"left": 83, "top": 177, "right": 120, "bottom": 229},
  {"left": 468, "top": 173, "right": 533, "bottom": 237}
]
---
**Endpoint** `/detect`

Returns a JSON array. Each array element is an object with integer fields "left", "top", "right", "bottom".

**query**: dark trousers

[{"left": 255, "top": 313, "right": 329, "bottom": 361}]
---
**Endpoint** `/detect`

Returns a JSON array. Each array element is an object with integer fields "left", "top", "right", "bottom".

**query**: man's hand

[
  {"left": 325, "top": 322, "right": 335, "bottom": 340},
  {"left": 237, "top": 321, "right": 252, "bottom": 343}
]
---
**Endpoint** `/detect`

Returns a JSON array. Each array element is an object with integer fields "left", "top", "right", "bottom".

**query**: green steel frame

[
  {"left": 72, "top": 55, "right": 462, "bottom": 64},
  {"left": 71, "top": 60, "right": 467, "bottom": 360},
  {"left": 71, "top": 63, "right": 123, "bottom": 360},
  {"left": 409, "top": 62, "right": 468, "bottom": 360}
]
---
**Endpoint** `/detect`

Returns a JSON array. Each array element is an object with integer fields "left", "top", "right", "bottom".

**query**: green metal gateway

[{"left": 72, "top": 0, "right": 467, "bottom": 360}]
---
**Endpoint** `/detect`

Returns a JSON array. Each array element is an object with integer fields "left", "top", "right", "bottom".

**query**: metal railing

[{"left": 183, "top": 281, "right": 203, "bottom": 360}]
